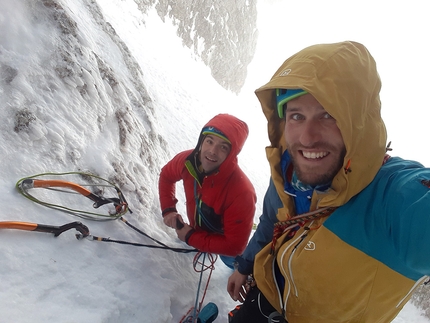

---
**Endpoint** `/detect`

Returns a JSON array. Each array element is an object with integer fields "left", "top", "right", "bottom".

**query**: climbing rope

[
  {"left": 88, "top": 217, "right": 198, "bottom": 253},
  {"left": 12, "top": 172, "right": 198, "bottom": 253},
  {"left": 16, "top": 172, "right": 130, "bottom": 221},
  {"left": 180, "top": 252, "right": 218, "bottom": 323},
  {"left": 10, "top": 172, "right": 218, "bottom": 322}
]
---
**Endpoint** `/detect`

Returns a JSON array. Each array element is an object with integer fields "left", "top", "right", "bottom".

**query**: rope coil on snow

[{"left": 16, "top": 171, "right": 130, "bottom": 221}]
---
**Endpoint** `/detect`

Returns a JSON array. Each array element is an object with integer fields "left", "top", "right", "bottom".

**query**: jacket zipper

[
  {"left": 278, "top": 222, "right": 313, "bottom": 312},
  {"left": 272, "top": 256, "right": 285, "bottom": 312}
]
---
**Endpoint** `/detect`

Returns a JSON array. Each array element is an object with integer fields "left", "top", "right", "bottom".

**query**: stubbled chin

[{"left": 202, "top": 162, "right": 218, "bottom": 173}]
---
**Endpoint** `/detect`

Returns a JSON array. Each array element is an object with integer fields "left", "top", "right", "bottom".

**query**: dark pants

[{"left": 229, "top": 286, "right": 287, "bottom": 323}]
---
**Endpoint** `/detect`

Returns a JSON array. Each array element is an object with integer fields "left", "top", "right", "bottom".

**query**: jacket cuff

[
  {"left": 162, "top": 207, "right": 177, "bottom": 217},
  {"left": 185, "top": 229, "right": 196, "bottom": 245},
  {"left": 234, "top": 255, "right": 253, "bottom": 275}
]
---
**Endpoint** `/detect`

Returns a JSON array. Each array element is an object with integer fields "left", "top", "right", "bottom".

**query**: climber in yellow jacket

[{"left": 228, "top": 41, "right": 430, "bottom": 323}]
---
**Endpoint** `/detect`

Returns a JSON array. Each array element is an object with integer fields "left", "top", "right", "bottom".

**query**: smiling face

[
  {"left": 199, "top": 134, "right": 231, "bottom": 173},
  {"left": 284, "top": 93, "right": 346, "bottom": 186}
]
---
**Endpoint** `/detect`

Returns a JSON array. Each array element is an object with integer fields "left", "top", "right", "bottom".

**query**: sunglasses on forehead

[{"left": 276, "top": 88, "right": 308, "bottom": 118}]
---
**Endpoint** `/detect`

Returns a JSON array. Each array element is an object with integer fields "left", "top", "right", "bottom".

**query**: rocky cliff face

[{"left": 134, "top": 0, "right": 258, "bottom": 93}]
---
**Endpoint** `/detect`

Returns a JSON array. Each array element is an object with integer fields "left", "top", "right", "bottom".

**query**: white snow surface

[{"left": 0, "top": 0, "right": 429, "bottom": 322}]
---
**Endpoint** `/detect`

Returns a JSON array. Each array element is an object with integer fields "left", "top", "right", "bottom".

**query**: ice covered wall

[
  {"left": 133, "top": 0, "right": 258, "bottom": 94},
  {"left": 0, "top": 0, "right": 170, "bottom": 219}
]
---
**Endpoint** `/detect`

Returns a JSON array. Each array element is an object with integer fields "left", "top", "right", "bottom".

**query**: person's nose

[
  {"left": 207, "top": 144, "right": 218, "bottom": 156},
  {"left": 299, "top": 120, "right": 322, "bottom": 147}
]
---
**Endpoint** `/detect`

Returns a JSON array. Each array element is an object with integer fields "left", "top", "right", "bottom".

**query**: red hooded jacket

[{"left": 158, "top": 114, "right": 256, "bottom": 256}]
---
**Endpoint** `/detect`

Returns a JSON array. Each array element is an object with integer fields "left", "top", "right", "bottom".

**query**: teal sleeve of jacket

[{"left": 325, "top": 156, "right": 430, "bottom": 280}]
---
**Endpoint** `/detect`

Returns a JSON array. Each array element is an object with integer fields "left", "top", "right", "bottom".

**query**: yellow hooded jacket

[{"left": 252, "top": 41, "right": 430, "bottom": 322}]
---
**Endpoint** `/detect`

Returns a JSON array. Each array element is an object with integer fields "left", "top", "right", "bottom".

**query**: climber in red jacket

[{"left": 159, "top": 114, "right": 256, "bottom": 268}]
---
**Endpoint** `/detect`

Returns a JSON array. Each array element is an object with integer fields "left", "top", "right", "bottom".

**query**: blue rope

[{"left": 191, "top": 252, "right": 206, "bottom": 322}]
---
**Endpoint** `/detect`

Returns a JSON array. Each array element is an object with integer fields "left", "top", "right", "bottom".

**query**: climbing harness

[
  {"left": 180, "top": 252, "right": 218, "bottom": 323},
  {"left": 270, "top": 206, "right": 337, "bottom": 253}
]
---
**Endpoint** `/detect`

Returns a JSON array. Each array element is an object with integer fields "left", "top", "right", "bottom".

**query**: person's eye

[
  {"left": 290, "top": 113, "right": 304, "bottom": 121},
  {"left": 322, "top": 112, "right": 334, "bottom": 120}
]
